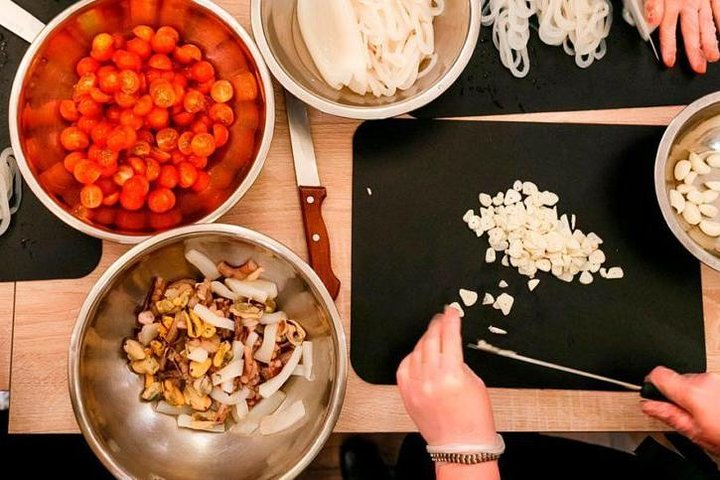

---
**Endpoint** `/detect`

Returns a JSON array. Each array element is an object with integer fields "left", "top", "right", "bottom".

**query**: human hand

[
  {"left": 645, "top": 0, "right": 720, "bottom": 73},
  {"left": 641, "top": 366, "right": 720, "bottom": 455},
  {"left": 396, "top": 307, "right": 497, "bottom": 446}
]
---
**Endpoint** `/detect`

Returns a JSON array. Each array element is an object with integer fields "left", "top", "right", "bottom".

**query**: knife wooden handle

[{"left": 298, "top": 186, "right": 341, "bottom": 299}]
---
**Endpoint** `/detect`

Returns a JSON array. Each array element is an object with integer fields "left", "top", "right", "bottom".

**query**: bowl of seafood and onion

[{"left": 69, "top": 223, "right": 346, "bottom": 480}]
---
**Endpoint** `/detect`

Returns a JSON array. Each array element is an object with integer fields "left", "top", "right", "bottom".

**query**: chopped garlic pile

[
  {"left": 670, "top": 151, "right": 720, "bottom": 238},
  {"left": 463, "top": 181, "right": 623, "bottom": 285}
]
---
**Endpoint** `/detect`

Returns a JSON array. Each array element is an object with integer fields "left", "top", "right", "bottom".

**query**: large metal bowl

[
  {"left": 656, "top": 92, "right": 720, "bottom": 271},
  {"left": 251, "top": 0, "right": 479, "bottom": 119},
  {"left": 10, "top": 0, "right": 275, "bottom": 243},
  {"left": 69, "top": 224, "right": 347, "bottom": 479}
]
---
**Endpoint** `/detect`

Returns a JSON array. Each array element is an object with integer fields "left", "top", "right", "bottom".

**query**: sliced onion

[
  {"left": 260, "top": 311, "right": 287, "bottom": 325},
  {"left": 177, "top": 414, "right": 225, "bottom": 433},
  {"left": 210, "top": 386, "right": 250, "bottom": 405},
  {"left": 258, "top": 347, "right": 303, "bottom": 398},
  {"left": 233, "top": 391, "right": 286, "bottom": 436},
  {"left": 232, "top": 340, "right": 245, "bottom": 361},
  {"left": 155, "top": 401, "right": 193, "bottom": 416},
  {"left": 245, "top": 280, "right": 278, "bottom": 300},
  {"left": 259, "top": 400, "right": 306, "bottom": 435},
  {"left": 185, "top": 249, "right": 221, "bottom": 280},
  {"left": 193, "top": 304, "right": 235, "bottom": 330},
  {"left": 187, "top": 346, "right": 209, "bottom": 363},
  {"left": 224, "top": 278, "right": 268, "bottom": 303},
  {"left": 211, "top": 359, "right": 244, "bottom": 386},
  {"left": 211, "top": 281, "right": 237, "bottom": 300},
  {"left": 301, "top": 341, "right": 314, "bottom": 380},
  {"left": 138, "top": 323, "right": 159, "bottom": 345},
  {"left": 254, "top": 322, "right": 279, "bottom": 364}
]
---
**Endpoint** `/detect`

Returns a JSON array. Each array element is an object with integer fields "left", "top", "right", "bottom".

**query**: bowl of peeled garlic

[
  {"left": 251, "top": 0, "right": 480, "bottom": 119},
  {"left": 656, "top": 91, "right": 720, "bottom": 271}
]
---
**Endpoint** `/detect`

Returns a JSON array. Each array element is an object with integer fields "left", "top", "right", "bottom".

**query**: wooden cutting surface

[{"left": 4, "top": 0, "right": 719, "bottom": 434}]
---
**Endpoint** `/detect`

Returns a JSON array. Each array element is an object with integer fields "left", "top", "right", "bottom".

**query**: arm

[
  {"left": 396, "top": 308, "right": 501, "bottom": 480},
  {"left": 641, "top": 366, "right": 720, "bottom": 456},
  {"left": 645, "top": 0, "right": 720, "bottom": 73}
]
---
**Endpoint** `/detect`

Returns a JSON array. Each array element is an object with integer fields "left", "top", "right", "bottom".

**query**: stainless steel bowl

[
  {"left": 251, "top": 0, "right": 479, "bottom": 119},
  {"left": 656, "top": 92, "right": 720, "bottom": 271},
  {"left": 69, "top": 224, "right": 347, "bottom": 479},
  {"left": 9, "top": 0, "right": 275, "bottom": 243}
]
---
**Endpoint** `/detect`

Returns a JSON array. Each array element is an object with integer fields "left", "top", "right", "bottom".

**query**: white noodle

[{"left": 0, "top": 148, "right": 22, "bottom": 238}]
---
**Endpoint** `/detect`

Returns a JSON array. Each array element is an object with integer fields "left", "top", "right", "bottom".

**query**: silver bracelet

[{"left": 426, "top": 434, "right": 505, "bottom": 465}]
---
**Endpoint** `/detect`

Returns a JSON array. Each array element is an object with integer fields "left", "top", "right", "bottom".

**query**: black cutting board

[
  {"left": 0, "top": 0, "right": 101, "bottom": 282},
  {"left": 414, "top": 1, "right": 719, "bottom": 118},
  {"left": 351, "top": 120, "right": 706, "bottom": 389}
]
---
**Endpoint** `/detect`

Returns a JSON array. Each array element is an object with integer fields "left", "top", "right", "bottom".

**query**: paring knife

[
  {"left": 468, "top": 340, "right": 668, "bottom": 402},
  {"left": 285, "top": 91, "right": 341, "bottom": 299},
  {"left": 622, "top": 0, "right": 660, "bottom": 62}
]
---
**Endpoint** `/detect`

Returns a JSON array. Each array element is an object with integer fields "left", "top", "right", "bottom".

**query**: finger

[
  {"left": 440, "top": 307, "right": 463, "bottom": 367},
  {"left": 421, "top": 316, "right": 443, "bottom": 368},
  {"left": 647, "top": 366, "right": 698, "bottom": 411},
  {"left": 659, "top": 1, "right": 681, "bottom": 67},
  {"left": 680, "top": 6, "right": 708, "bottom": 73},
  {"left": 712, "top": 0, "right": 720, "bottom": 32},
  {"left": 699, "top": 0, "right": 720, "bottom": 62},
  {"left": 645, "top": 0, "right": 664, "bottom": 27},
  {"left": 641, "top": 400, "right": 701, "bottom": 441}
]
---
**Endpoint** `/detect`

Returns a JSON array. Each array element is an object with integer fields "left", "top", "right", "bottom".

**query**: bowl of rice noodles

[{"left": 251, "top": 0, "right": 480, "bottom": 119}]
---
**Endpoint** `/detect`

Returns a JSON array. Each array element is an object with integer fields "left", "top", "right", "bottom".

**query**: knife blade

[
  {"left": 467, "top": 340, "right": 669, "bottom": 402},
  {"left": 622, "top": 0, "right": 660, "bottom": 62},
  {"left": 285, "top": 91, "right": 341, "bottom": 299}
]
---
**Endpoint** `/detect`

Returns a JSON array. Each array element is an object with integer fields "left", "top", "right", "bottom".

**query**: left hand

[{"left": 645, "top": 0, "right": 720, "bottom": 73}]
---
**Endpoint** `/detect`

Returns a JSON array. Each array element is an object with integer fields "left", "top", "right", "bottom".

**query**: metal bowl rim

[
  {"left": 250, "top": 0, "right": 480, "bottom": 120},
  {"left": 68, "top": 223, "right": 348, "bottom": 480},
  {"left": 655, "top": 90, "right": 720, "bottom": 272},
  {"left": 9, "top": 0, "right": 276, "bottom": 244}
]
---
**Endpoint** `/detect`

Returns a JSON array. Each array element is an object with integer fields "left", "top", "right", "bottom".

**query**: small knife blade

[
  {"left": 285, "top": 91, "right": 341, "bottom": 299},
  {"left": 467, "top": 340, "right": 669, "bottom": 402}
]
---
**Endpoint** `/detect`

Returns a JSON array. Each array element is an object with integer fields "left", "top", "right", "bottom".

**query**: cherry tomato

[
  {"left": 76, "top": 96, "right": 102, "bottom": 117},
  {"left": 146, "top": 158, "right": 161, "bottom": 182},
  {"left": 112, "top": 33, "right": 126, "bottom": 49},
  {"left": 191, "top": 120, "right": 208, "bottom": 134},
  {"left": 98, "top": 66, "right": 121, "bottom": 93},
  {"left": 148, "top": 54, "right": 173, "bottom": 71},
  {"left": 196, "top": 79, "right": 214, "bottom": 95},
  {"left": 212, "top": 124, "right": 229, "bottom": 148},
  {"left": 120, "top": 109, "right": 143, "bottom": 130},
  {"left": 146, "top": 107, "right": 169, "bottom": 129},
  {"left": 172, "top": 111, "right": 194, "bottom": 127},
  {"left": 150, "top": 80, "right": 176, "bottom": 108},
  {"left": 157, "top": 164, "right": 179, "bottom": 189},
  {"left": 173, "top": 44, "right": 202, "bottom": 64},
  {"left": 59, "top": 99, "right": 79, "bottom": 122},
  {"left": 75, "top": 73, "right": 97, "bottom": 96},
  {"left": 77, "top": 116, "right": 99, "bottom": 134},
  {"left": 76, "top": 57, "right": 100, "bottom": 76},
  {"left": 177, "top": 161, "right": 198, "bottom": 188},
  {"left": 127, "top": 156, "right": 147, "bottom": 175},
  {"left": 63, "top": 152, "right": 85, "bottom": 173},
  {"left": 133, "top": 25, "right": 155, "bottom": 42},
  {"left": 177, "top": 131, "right": 194, "bottom": 155},
  {"left": 126, "top": 37, "right": 152, "bottom": 60},
  {"left": 156, "top": 128, "right": 179, "bottom": 151},
  {"left": 90, "top": 88, "right": 113, "bottom": 104},
  {"left": 190, "top": 132, "right": 216, "bottom": 157},
  {"left": 91, "top": 33, "right": 115, "bottom": 62},
  {"left": 102, "top": 191, "right": 120, "bottom": 206},
  {"left": 114, "top": 91, "right": 139, "bottom": 108},
  {"left": 209, "top": 103, "right": 234, "bottom": 126},
  {"left": 124, "top": 174, "right": 150, "bottom": 196},
  {"left": 147, "top": 188, "right": 176, "bottom": 213},
  {"left": 119, "top": 70, "right": 141, "bottom": 94},
  {"left": 107, "top": 125, "right": 137, "bottom": 151},
  {"left": 119, "top": 190, "right": 145, "bottom": 211},
  {"left": 113, "top": 50, "right": 142, "bottom": 71},
  {"left": 61, "top": 126, "right": 90, "bottom": 151},
  {"left": 188, "top": 155, "right": 207, "bottom": 169},
  {"left": 183, "top": 89, "right": 205, "bottom": 113},
  {"left": 113, "top": 164, "right": 134, "bottom": 186},
  {"left": 150, "top": 147, "right": 172, "bottom": 163},
  {"left": 106, "top": 105, "right": 122, "bottom": 123},
  {"left": 171, "top": 151, "right": 187, "bottom": 165},
  {"left": 80, "top": 184, "right": 104, "bottom": 209},
  {"left": 130, "top": 141, "right": 152, "bottom": 157},
  {"left": 94, "top": 148, "right": 118, "bottom": 169},
  {"left": 190, "top": 61, "right": 215, "bottom": 83},
  {"left": 231, "top": 71, "right": 258, "bottom": 101},
  {"left": 151, "top": 26, "right": 179, "bottom": 54},
  {"left": 191, "top": 170, "right": 210, "bottom": 192},
  {"left": 133, "top": 95, "right": 154, "bottom": 116},
  {"left": 210, "top": 80, "right": 234, "bottom": 103},
  {"left": 73, "top": 159, "right": 102, "bottom": 184},
  {"left": 90, "top": 121, "right": 114, "bottom": 147}
]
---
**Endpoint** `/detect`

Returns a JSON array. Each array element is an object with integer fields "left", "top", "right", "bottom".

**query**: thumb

[
  {"left": 647, "top": 366, "right": 697, "bottom": 411},
  {"left": 642, "top": 400, "right": 700, "bottom": 441},
  {"left": 645, "top": 0, "right": 664, "bottom": 27}
]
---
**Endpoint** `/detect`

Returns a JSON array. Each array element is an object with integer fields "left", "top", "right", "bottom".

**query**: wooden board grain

[
  {"left": 0, "top": 283, "right": 14, "bottom": 391},
  {"left": 7, "top": 0, "right": 720, "bottom": 434}
]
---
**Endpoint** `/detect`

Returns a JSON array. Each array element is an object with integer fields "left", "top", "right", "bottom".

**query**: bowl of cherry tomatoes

[{"left": 9, "top": 0, "right": 275, "bottom": 243}]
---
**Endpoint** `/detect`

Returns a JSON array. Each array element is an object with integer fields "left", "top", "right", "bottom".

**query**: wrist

[{"left": 436, "top": 462, "right": 500, "bottom": 480}]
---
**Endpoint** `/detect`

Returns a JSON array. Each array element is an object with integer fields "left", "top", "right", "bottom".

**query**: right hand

[
  {"left": 641, "top": 366, "right": 720, "bottom": 455},
  {"left": 396, "top": 307, "right": 497, "bottom": 446}
]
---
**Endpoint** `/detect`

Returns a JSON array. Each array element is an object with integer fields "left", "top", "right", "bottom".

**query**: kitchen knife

[
  {"left": 468, "top": 340, "right": 669, "bottom": 402},
  {"left": 622, "top": 0, "right": 660, "bottom": 62},
  {"left": 285, "top": 91, "right": 341, "bottom": 299}
]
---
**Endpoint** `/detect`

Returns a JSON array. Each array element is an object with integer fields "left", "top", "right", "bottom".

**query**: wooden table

[{"left": 4, "top": 2, "right": 720, "bottom": 434}]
